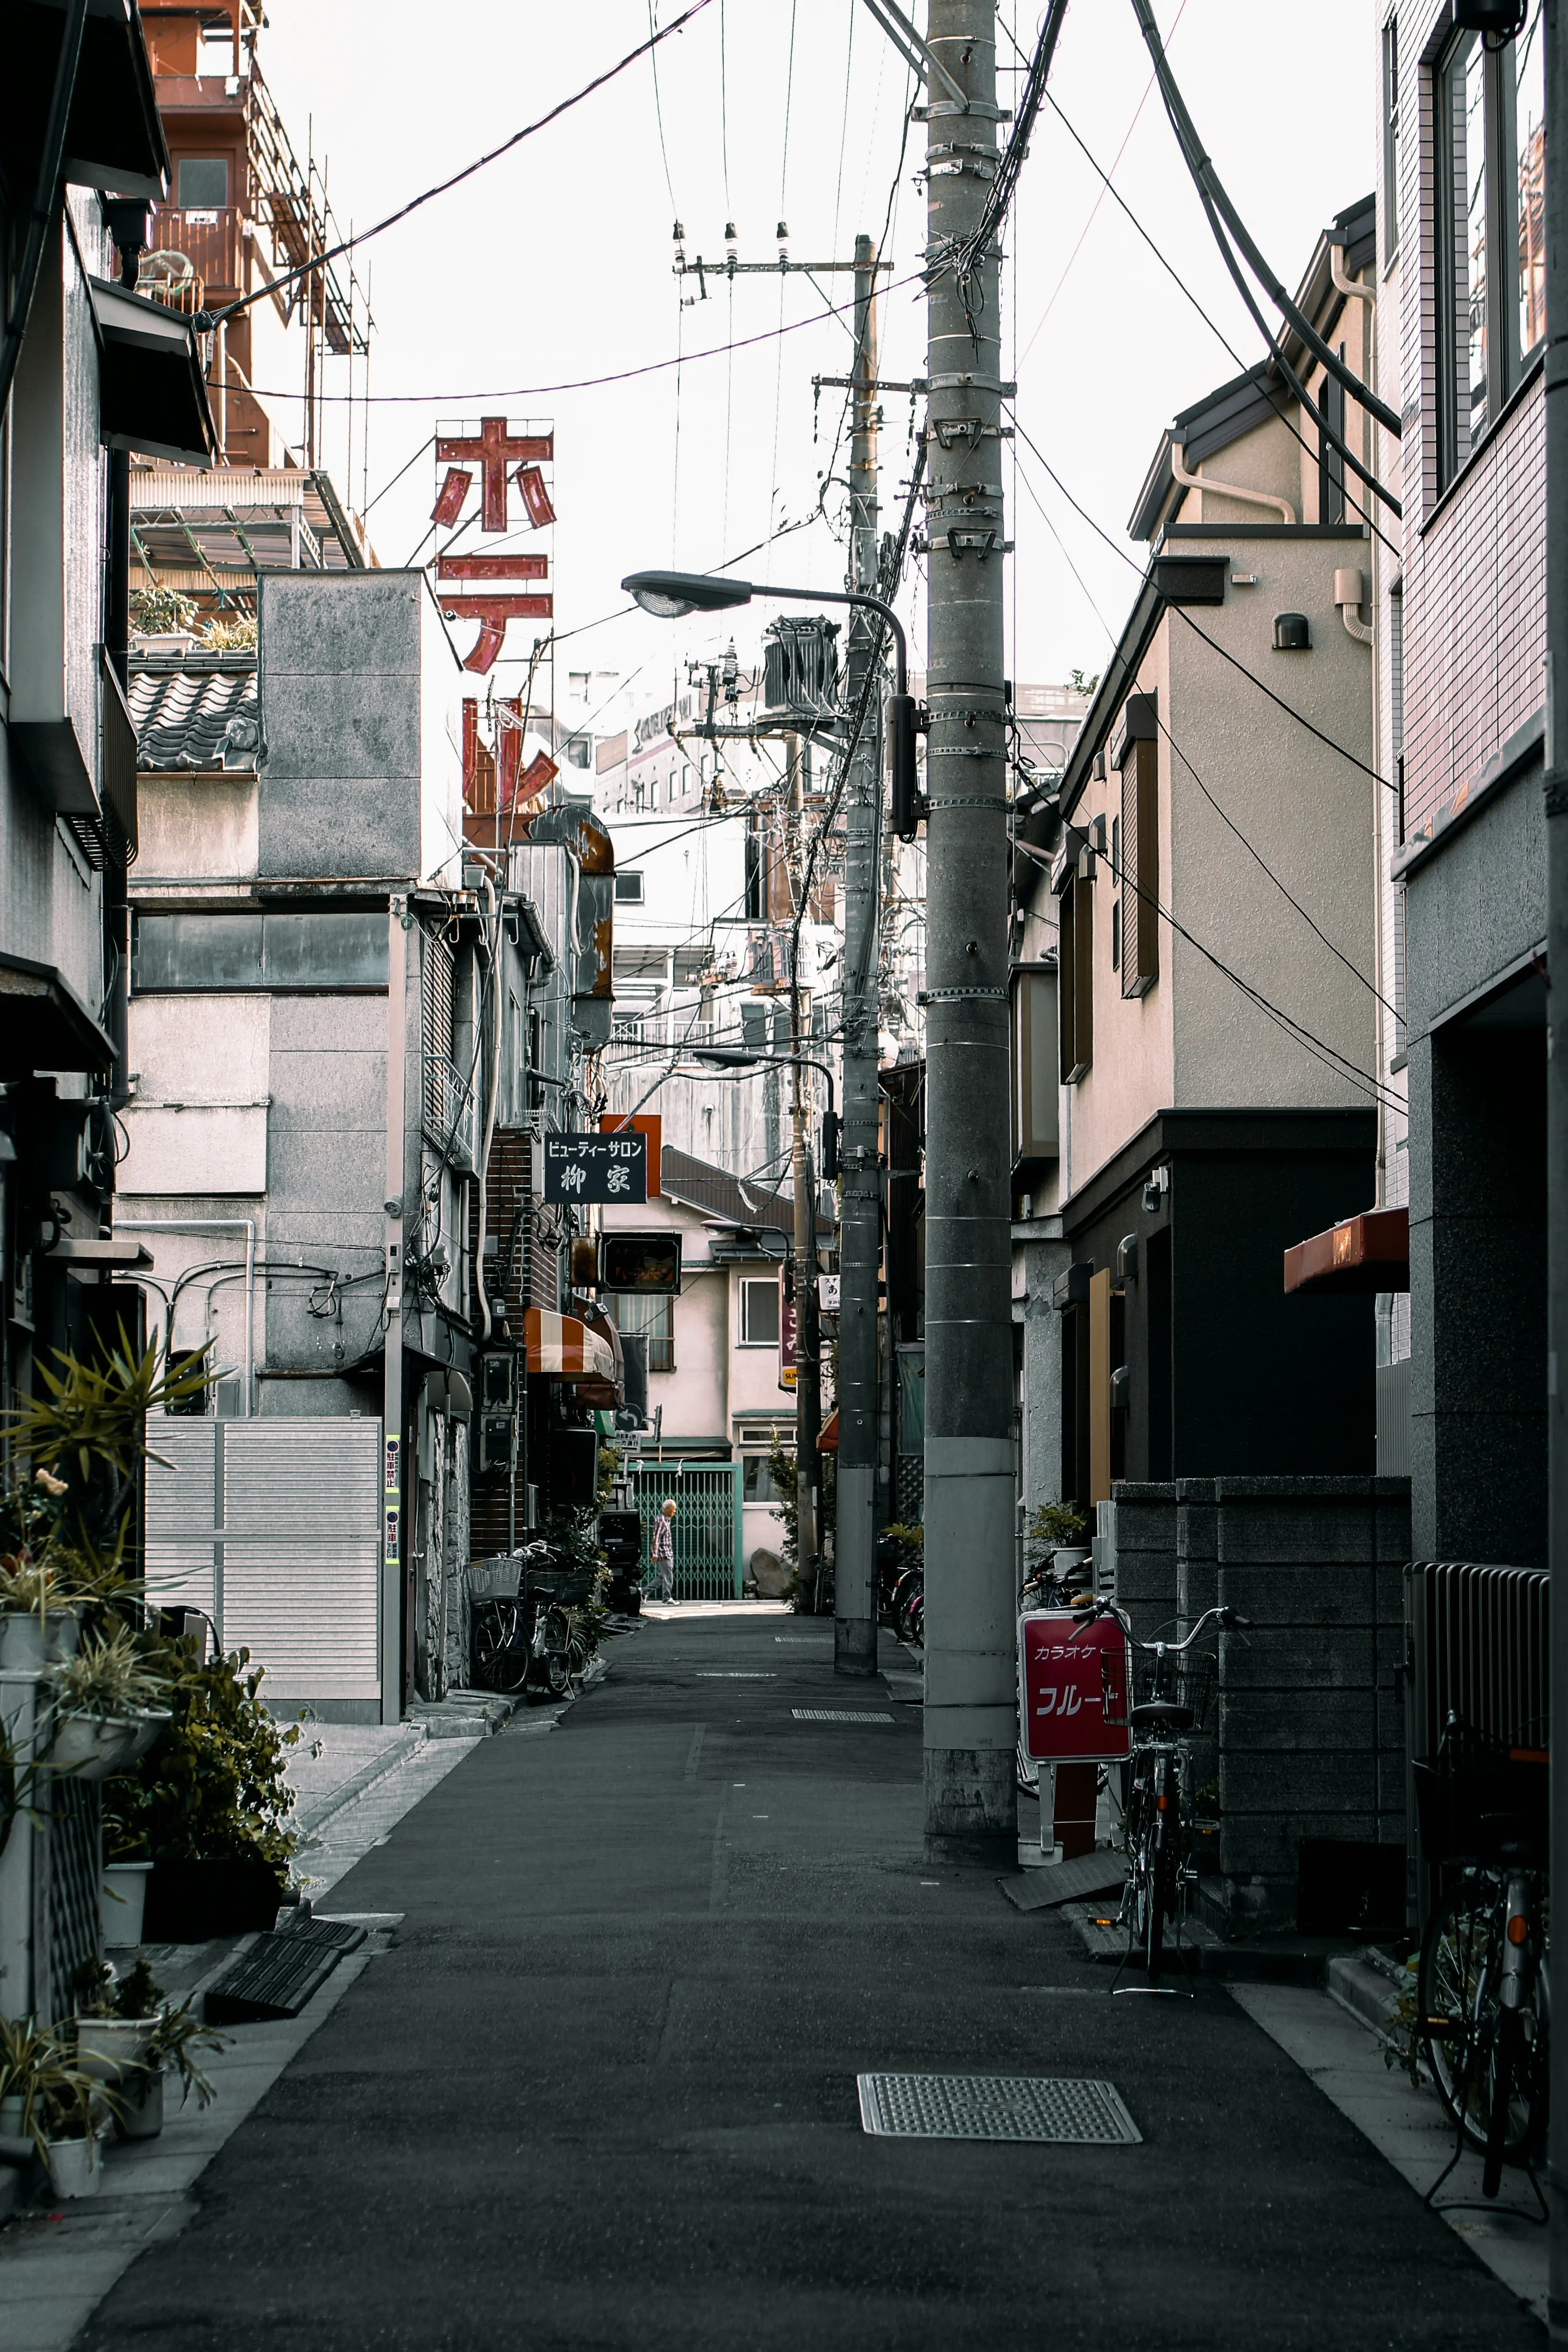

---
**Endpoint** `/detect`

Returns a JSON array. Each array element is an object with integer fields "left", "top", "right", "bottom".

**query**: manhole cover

[
  {"left": 856, "top": 2073, "right": 1141, "bottom": 2145},
  {"left": 792, "top": 1708, "right": 896, "bottom": 1723}
]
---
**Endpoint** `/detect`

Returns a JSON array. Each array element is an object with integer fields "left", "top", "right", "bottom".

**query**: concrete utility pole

[
  {"left": 835, "top": 231, "right": 883, "bottom": 1679},
  {"left": 787, "top": 731, "right": 821, "bottom": 1586},
  {"left": 1544, "top": 2, "right": 1567, "bottom": 2326},
  {"left": 921, "top": 2, "right": 1016, "bottom": 1853}
]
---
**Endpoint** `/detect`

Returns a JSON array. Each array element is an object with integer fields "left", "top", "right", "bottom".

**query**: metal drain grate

[
  {"left": 205, "top": 1918, "right": 367, "bottom": 2025},
  {"left": 792, "top": 1707, "right": 896, "bottom": 1723},
  {"left": 695, "top": 1671, "right": 776, "bottom": 1679},
  {"left": 857, "top": 2072, "right": 1141, "bottom": 2144}
]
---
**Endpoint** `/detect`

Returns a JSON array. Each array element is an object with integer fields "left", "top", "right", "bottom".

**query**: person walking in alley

[{"left": 651, "top": 1497, "right": 676, "bottom": 1605}]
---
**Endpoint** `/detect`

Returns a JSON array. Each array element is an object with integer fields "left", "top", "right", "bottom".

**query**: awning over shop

[
  {"left": 818, "top": 1408, "right": 839, "bottom": 1453},
  {"left": 7, "top": 0, "right": 170, "bottom": 200},
  {"left": 90, "top": 276, "right": 216, "bottom": 468},
  {"left": 524, "top": 1308, "right": 616, "bottom": 1384},
  {"left": 0, "top": 951, "right": 115, "bottom": 1077},
  {"left": 1283, "top": 1207, "right": 1409, "bottom": 1296},
  {"left": 575, "top": 1307, "right": 625, "bottom": 1410}
]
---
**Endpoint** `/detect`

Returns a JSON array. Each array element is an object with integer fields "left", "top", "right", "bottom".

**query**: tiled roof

[
  {"left": 128, "top": 651, "right": 258, "bottom": 773},
  {"left": 661, "top": 1145, "right": 793, "bottom": 1237}
]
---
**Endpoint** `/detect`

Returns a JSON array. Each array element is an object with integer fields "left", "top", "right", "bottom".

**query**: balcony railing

[
  {"left": 149, "top": 206, "right": 243, "bottom": 297},
  {"left": 423, "top": 1051, "right": 478, "bottom": 1171}
]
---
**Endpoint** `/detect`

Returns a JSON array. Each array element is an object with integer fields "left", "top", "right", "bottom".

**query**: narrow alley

[{"left": 48, "top": 1617, "right": 1538, "bottom": 2352}]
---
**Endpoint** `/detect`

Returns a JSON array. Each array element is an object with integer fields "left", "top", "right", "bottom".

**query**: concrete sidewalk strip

[
  {"left": 1229, "top": 1979, "right": 1551, "bottom": 2324},
  {"left": 0, "top": 1944, "right": 384, "bottom": 2352}
]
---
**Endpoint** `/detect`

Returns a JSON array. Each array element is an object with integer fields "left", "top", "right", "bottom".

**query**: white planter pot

[
  {"left": 0, "top": 1612, "right": 44, "bottom": 1675},
  {"left": 44, "top": 2134, "right": 101, "bottom": 2198},
  {"left": 117, "top": 2068, "right": 164, "bottom": 2141},
  {"left": 46, "top": 1712, "right": 166, "bottom": 1782},
  {"left": 123, "top": 1710, "right": 170, "bottom": 1764},
  {"left": 44, "top": 1609, "right": 82, "bottom": 1664},
  {"left": 100, "top": 1859, "right": 154, "bottom": 1949},
  {"left": 0, "top": 2093, "right": 26, "bottom": 2138},
  {"left": 75, "top": 2016, "right": 157, "bottom": 2085}
]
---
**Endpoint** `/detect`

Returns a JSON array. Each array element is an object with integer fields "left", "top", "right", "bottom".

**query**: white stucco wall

[
  {"left": 136, "top": 775, "right": 259, "bottom": 883},
  {"left": 121, "top": 995, "right": 270, "bottom": 1194},
  {"left": 1058, "top": 532, "right": 1374, "bottom": 1198}
]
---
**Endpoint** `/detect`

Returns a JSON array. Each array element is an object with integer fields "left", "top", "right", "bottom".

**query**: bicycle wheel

[
  {"left": 536, "top": 1605, "right": 573, "bottom": 1698},
  {"left": 1419, "top": 1881, "right": 1543, "bottom": 2160},
  {"left": 472, "top": 1601, "right": 527, "bottom": 1694}
]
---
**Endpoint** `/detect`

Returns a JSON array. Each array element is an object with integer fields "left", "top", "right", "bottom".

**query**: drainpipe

[
  {"left": 384, "top": 896, "right": 410, "bottom": 1724},
  {"left": 1169, "top": 444, "right": 1296, "bottom": 525},
  {"left": 1543, "top": 3, "right": 1568, "bottom": 2331},
  {"left": 115, "top": 1219, "right": 255, "bottom": 1412}
]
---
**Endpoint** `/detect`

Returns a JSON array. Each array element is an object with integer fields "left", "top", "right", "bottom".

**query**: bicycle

[
  {"left": 1070, "top": 1599, "right": 1248, "bottom": 1982},
  {"left": 470, "top": 1542, "right": 579, "bottom": 1700},
  {"left": 1414, "top": 1715, "right": 1549, "bottom": 2206}
]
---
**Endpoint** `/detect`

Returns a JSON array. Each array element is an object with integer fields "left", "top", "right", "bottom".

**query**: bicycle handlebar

[{"left": 1067, "top": 1599, "right": 1250, "bottom": 1651}]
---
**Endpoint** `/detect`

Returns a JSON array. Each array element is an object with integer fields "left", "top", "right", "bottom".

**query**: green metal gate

[{"left": 631, "top": 1462, "right": 744, "bottom": 1600}]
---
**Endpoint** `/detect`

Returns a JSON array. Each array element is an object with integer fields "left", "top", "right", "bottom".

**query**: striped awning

[{"left": 523, "top": 1308, "right": 616, "bottom": 1383}]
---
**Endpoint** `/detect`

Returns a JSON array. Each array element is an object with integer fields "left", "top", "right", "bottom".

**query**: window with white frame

[
  {"left": 738, "top": 1277, "right": 780, "bottom": 1347},
  {"left": 1436, "top": 1, "right": 1545, "bottom": 485},
  {"left": 610, "top": 1290, "right": 673, "bottom": 1373},
  {"left": 1383, "top": 14, "right": 1400, "bottom": 265}
]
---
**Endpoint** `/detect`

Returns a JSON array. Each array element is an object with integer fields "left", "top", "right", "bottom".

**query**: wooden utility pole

[{"left": 834, "top": 232, "right": 882, "bottom": 1678}]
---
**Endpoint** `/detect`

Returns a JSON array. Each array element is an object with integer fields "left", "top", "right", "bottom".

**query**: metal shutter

[
  {"left": 144, "top": 1420, "right": 219, "bottom": 1623},
  {"left": 143, "top": 1416, "right": 381, "bottom": 1704}
]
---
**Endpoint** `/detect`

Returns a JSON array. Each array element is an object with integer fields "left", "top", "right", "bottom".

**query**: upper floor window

[
  {"left": 738, "top": 1277, "right": 779, "bottom": 1348},
  {"left": 1437, "top": 1, "right": 1545, "bottom": 485},
  {"left": 1383, "top": 16, "right": 1401, "bottom": 264},
  {"left": 178, "top": 157, "right": 229, "bottom": 210}
]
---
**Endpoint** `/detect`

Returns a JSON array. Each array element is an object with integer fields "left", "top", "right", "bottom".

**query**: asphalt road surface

[{"left": 78, "top": 1610, "right": 1541, "bottom": 2351}]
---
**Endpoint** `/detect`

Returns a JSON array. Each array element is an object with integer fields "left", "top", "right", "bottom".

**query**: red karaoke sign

[{"left": 1018, "top": 1610, "right": 1133, "bottom": 1765}]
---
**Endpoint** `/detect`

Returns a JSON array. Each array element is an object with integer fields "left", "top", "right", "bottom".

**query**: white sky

[{"left": 257, "top": 0, "right": 1379, "bottom": 722}]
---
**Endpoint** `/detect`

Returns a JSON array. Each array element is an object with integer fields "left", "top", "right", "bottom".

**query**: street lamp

[{"left": 621, "top": 569, "right": 920, "bottom": 838}]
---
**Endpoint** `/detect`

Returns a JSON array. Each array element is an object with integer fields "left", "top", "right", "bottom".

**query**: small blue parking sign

[{"left": 542, "top": 1130, "right": 649, "bottom": 1204}]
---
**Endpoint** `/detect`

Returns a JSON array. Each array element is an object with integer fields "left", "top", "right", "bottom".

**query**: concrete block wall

[
  {"left": 1175, "top": 1479, "right": 1220, "bottom": 1810},
  {"left": 1100, "top": 1485, "right": 1177, "bottom": 1652},
  {"left": 1199, "top": 1476, "right": 1410, "bottom": 1936}
]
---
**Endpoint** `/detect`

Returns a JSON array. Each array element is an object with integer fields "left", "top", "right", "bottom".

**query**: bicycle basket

[
  {"left": 1132, "top": 1651, "right": 1216, "bottom": 1734},
  {"left": 521, "top": 1564, "right": 597, "bottom": 1609}
]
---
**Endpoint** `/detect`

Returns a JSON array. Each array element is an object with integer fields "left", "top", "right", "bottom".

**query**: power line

[
  {"left": 1013, "top": 0, "right": 1190, "bottom": 358},
  {"left": 1011, "top": 445, "right": 1397, "bottom": 1019},
  {"left": 1038, "top": 91, "right": 1401, "bottom": 562},
  {"left": 214, "top": 265, "right": 929, "bottom": 406},
  {"left": 1015, "top": 835, "right": 1399, "bottom": 1113},
  {"left": 647, "top": 0, "right": 681, "bottom": 218},
  {"left": 1008, "top": 412, "right": 1399, "bottom": 798},
  {"left": 1127, "top": 0, "right": 1400, "bottom": 444},
  {"left": 202, "top": 1, "right": 715, "bottom": 333}
]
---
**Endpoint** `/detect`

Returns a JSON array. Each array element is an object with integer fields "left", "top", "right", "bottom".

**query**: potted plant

[
  {"left": 104, "top": 1638, "right": 302, "bottom": 1940},
  {"left": 0, "top": 1481, "right": 83, "bottom": 1673},
  {"left": 70, "top": 1961, "right": 225, "bottom": 2141},
  {"left": 44, "top": 1623, "right": 173, "bottom": 1782},
  {"left": 100, "top": 1848, "right": 155, "bottom": 1949},
  {"left": 141, "top": 1997, "right": 226, "bottom": 2132},
  {"left": 0, "top": 2016, "right": 110, "bottom": 2195}
]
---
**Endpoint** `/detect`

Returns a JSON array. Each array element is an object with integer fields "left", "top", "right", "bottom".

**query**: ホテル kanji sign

[{"left": 432, "top": 416, "right": 555, "bottom": 673}]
